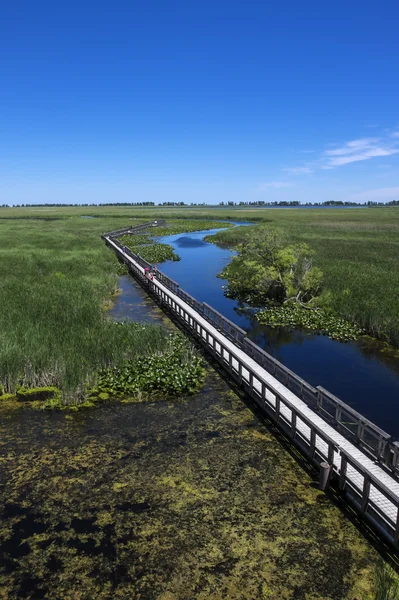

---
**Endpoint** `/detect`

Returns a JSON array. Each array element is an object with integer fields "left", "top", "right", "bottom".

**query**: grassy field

[
  {"left": 0, "top": 214, "right": 209, "bottom": 402},
  {"left": 20, "top": 203, "right": 394, "bottom": 348}
]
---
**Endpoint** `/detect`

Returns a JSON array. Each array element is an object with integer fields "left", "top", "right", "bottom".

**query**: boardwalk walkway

[{"left": 104, "top": 230, "right": 399, "bottom": 549}]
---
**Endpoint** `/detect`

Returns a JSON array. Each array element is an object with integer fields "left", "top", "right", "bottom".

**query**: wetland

[{"left": 1, "top": 207, "right": 399, "bottom": 598}]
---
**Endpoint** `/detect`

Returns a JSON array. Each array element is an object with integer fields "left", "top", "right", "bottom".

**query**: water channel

[{"left": 111, "top": 224, "right": 399, "bottom": 438}]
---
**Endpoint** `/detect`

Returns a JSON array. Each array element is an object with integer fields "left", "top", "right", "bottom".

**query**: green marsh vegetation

[
  {"left": 256, "top": 306, "right": 364, "bottom": 341},
  {"left": 213, "top": 227, "right": 324, "bottom": 307},
  {"left": 202, "top": 207, "right": 399, "bottom": 347},
  {"left": 0, "top": 215, "right": 205, "bottom": 406},
  {"left": 118, "top": 218, "right": 233, "bottom": 263},
  {"left": 118, "top": 233, "right": 180, "bottom": 263},
  {"left": 374, "top": 560, "right": 399, "bottom": 600},
  {"left": 64, "top": 204, "right": 397, "bottom": 347},
  {"left": 97, "top": 334, "right": 205, "bottom": 399},
  {"left": 207, "top": 226, "right": 362, "bottom": 341}
]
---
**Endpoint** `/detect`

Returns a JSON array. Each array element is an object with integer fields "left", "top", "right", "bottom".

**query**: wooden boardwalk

[{"left": 105, "top": 234, "right": 399, "bottom": 549}]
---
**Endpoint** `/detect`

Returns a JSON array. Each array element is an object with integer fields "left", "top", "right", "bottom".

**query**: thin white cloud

[
  {"left": 323, "top": 135, "right": 398, "bottom": 167},
  {"left": 279, "top": 126, "right": 399, "bottom": 181},
  {"left": 283, "top": 167, "right": 313, "bottom": 174},
  {"left": 258, "top": 181, "right": 293, "bottom": 190},
  {"left": 325, "top": 138, "right": 378, "bottom": 156},
  {"left": 326, "top": 146, "right": 398, "bottom": 167}
]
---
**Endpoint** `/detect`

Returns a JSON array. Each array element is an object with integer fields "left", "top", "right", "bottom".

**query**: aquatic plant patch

[
  {"left": 96, "top": 334, "right": 205, "bottom": 399},
  {"left": 15, "top": 386, "right": 61, "bottom": 402},
  {"left": 118, "top": 238, "right": 180, "bottom": 263},
  {"left": 257, "top": 306, "right": 364, "bottom": 341}
]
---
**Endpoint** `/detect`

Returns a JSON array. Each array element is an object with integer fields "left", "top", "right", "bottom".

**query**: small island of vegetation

[{"left": 210, "top": 226, "right": 364, "bottom": 341}]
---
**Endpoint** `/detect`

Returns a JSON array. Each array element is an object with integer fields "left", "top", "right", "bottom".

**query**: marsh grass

[
  {"left": 0, "top": 217, "right": 181, "bottom": 399},
  {"left": 204, "top": 208, "right": 399, "bottom": 347},
  {"left": 205, "top": 224, "right": 257, "bottom": 247},
  {"left": 373, "top": 559, "right": 399, "bottom": 599}
]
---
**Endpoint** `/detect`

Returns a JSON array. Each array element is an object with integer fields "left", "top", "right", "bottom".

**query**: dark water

[
  {"left": 112, "top": 224, "right": 399, "bottom": 438},
  {"left": 110, "top": 277, "right": 165, "bottom": 324}
]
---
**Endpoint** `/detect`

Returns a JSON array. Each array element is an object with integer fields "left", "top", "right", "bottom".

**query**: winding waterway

[{"left": 112, "top": 224, "right": 399, "bottom": 437}]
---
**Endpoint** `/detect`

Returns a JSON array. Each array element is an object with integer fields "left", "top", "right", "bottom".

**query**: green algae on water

[{"left": 0, "top": 368, "right": 383, "bottom": 599}]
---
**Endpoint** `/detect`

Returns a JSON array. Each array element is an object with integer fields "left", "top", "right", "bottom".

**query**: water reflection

[
  {"left": 236, "top": 306, "right": 309, "bottom": 351},
  {"left": 109, "top": 276, "right": 167, "bottom": 325}
]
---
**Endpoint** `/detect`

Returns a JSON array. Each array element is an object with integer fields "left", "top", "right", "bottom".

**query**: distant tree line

[{"left": 1, "top": 200, "right": 399, "bottom": 208}]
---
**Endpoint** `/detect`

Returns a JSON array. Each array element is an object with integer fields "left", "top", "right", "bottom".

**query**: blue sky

[{"left": 1, "top": 1, "right": 398, "bottom": 205}]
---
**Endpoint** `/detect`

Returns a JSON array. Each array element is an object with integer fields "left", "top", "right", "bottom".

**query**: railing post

[
  {"left": 361, "top": 474, "right": 371, "bottom": 513},
  {"left": 390, "top": 441, "right": 399, "bottom": 474},
  {"left": 261, "top": 382, "right": 266, "bottom": 404},
  {"left": 290, "top": 410, "right": 297, "bottom": 439},
  {"left": 275, "top": 395, "right": 281, "bottom": 417},
  {"left": 339, "top": 452, "right": 347, "bottom": 490},
  {"left": 316, "top": 389, "right": 322, "bottom": 412},
  {"left": 377, "top": 437, "right": 386, "bottom": 463},
  {"left": 310, "top": 428, "right": 316, "bottom": 458},
  {"left": 328, "top": 441, "right": 335, "bottom": 467},
  {"left": 357, "top": 421, "right": 365, "bottom": 445},
  {"left": 395, "top": 507, "right": 399, "bottom": 546}
]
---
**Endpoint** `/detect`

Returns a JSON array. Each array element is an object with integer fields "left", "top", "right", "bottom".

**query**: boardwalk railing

[
  {"left": 103, "top": 226, "right": 399, "bottom": 548},
  {"left": 103, "top": 219, "right": 166, "bottom": 238}
]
